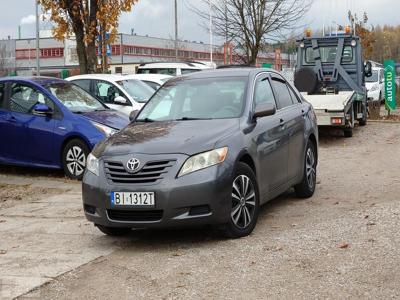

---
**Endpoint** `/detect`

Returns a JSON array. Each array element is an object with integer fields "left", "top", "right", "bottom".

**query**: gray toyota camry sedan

[{"left": 83, "top": 68, "right": 318, "bottom": 238}]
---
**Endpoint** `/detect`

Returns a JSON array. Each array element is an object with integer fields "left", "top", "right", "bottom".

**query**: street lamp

[
  {"left": 209, "top": 0, "right": 213, "bottom": 63},
  {"left": 35, "top": 0, "right": 40, "bottom": 75}
]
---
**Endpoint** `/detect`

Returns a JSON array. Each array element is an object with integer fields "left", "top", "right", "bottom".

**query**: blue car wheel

[{"left": 62, "top": 139, "right": 89, "bottom": 180}]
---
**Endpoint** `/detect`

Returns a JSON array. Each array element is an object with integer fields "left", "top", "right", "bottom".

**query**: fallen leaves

[{"left": 339, "top": 243, "right": 349, "bottom": 249}]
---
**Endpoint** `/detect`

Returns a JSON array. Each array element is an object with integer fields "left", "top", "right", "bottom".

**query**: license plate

[{"left": 111, "top": 192, "right": 155, "bottom": 206}]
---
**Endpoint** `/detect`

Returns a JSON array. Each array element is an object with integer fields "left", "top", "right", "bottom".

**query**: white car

[
  {"left": 123, "top": 74, "right": 172, "bottom": 90},
  {"left": 66, "top": 74, "right": 155, "bottom": 115},
  {"left": 366, "top": 67, "right": 385, "bottom": 102},
  {"left": 137, "top": 61, "right": 214, "bottom": 76}
]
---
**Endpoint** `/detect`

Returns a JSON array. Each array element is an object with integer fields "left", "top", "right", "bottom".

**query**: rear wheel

[
  {"left": 344, "top": 107, "right": 354, "bottom": 138},
  {"left": 359, "top": 102, "right": 367, "bottom": 126},
  {"left": 224, "top": 163, "right": 260, "bottom": 238},
  {"left": 62, "top": 139, "right": 89, "bottom": 180},
  {"left": 294, "top": 141, "right": 317, "bottom": 198},
  {"left": 96, "top": 225, "right": 132, "bottom": 236}
]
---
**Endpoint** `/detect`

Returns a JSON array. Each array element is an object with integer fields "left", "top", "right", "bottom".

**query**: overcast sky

[{"left": 1, "top": 0, "right": 399, "bottom": 42}]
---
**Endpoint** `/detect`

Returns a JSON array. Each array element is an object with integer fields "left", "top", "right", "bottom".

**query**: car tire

[
  {"left": 344, "top": 128, "right": 353, "bottom": 138},
  {"left": 62, "top": 139, "right": 89, "bottom": 180},
  {"left": 359, "top": 102, "right": 367, "bottom": 126},
  {"left": 224, "top": 162, "right": 260, "bottom": 239},
  {"left": 294, "top": 141, "right": 317, "bottom": 198},
  {"left": 96, "top": 225, "right": 131, "bottom": 236}
]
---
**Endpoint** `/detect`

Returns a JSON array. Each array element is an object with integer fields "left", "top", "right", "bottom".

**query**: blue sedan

[{"left": 0, "top": 77, "right": 129, "bottom": 179}]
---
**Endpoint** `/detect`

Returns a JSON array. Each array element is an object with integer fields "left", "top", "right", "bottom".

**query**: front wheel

[
  {"left": 294, "top": 141, "right": 317, "bottom": 198},
  {"left": 62, "top": 139, "right": 89, "bottom": 180},
  {"left": 224, "top": 162, "right": 260, "bottom": 238}
]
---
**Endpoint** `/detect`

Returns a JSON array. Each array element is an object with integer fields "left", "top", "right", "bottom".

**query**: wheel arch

[
  {"left": 308, "top": 133, "right": 318, "bottom": 164},
  {"left": 237, "top": 151, "right": 257, "bottom": 176}
]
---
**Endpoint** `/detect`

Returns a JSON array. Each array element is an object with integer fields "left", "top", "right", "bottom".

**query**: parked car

[
  {"left": 137, "top": 61, "right": 214, "bottom": 76},
  {"left": 82, "top": 68, "right": 319, "bottom": 238},
  {"left": 0, "top": 77, "right": 129, "bottom": 180},
  {"left": 366, "top": 67, "right": 385, "bottom": 103},
  {"left": 66, "top": 74, "right": 155, "bottom": 115},
  {"left": 123, "top": 74, "right": 172, "bottom": 90}
]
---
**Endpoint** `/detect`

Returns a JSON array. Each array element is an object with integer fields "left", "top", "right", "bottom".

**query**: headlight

[
  {"left": 178, "top": 147, "right": 228, "bottom": 177},
  {"left": 86, "top": 153, "right": 99, "bottom": 176},
  {"left": 91, "top": 122, "right": 118, "bottom": 137},
  {"left": 370, "top": 84, "right": 379, "bottom": 92}
]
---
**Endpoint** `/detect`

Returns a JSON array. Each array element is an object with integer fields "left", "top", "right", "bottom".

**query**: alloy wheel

[
  {"left": 66, "top": 146, "right": 86, "bottom": 177},
  {"left": 306, "top": 147, "right": 316, "bottom": 190},
  {"left": 231, "top": 175, "right": 256, "bottom": 229}
]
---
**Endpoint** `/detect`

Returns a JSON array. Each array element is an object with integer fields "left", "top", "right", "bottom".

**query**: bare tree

[
  {"left": 190, "top": 0, "right": 312, "bottom": 65},
  {"left": 0, "top": 42, "right": 16, "bottom": 76}
]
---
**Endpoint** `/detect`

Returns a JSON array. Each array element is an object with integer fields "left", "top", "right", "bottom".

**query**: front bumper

[{"left": 82, "top": 153, "right": 234, "bottom": 229}]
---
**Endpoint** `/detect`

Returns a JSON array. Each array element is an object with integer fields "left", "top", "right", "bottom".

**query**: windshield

[
  {"left": 116, "top": 79, "right": 154, "bottom": 103},
  {"left": 45, "top": 82, "right": 105, "bottom": 113},
  {"left": 137, "top": 77, "right": 247, "bottom": 121},
  {"left": 366, "top": 70, "right": 379, "bottom": 83}
]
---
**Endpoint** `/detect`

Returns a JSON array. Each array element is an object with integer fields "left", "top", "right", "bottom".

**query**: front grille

[
  {"left": 104, "top": 159, "right": 176, "bottom": 184},
  {"left": 107, "top": 209, "right": 163, "bottom": 222}
]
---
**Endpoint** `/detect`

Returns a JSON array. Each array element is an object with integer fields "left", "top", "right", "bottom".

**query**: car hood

[
  {"left": 92, "top": 119, "right": 240, "bottom": 157},
  {"left": 79, "top": 110, "right": 129, "bottom": 130}
]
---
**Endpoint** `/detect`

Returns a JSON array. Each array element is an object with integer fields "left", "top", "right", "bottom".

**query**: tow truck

[{"left": 294, "top": 28, "right": 372, "bottom": 137}]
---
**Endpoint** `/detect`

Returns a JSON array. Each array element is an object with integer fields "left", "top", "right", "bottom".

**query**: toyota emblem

[{"left": 126, "top": 158, "right": 141, "bottom": 172}]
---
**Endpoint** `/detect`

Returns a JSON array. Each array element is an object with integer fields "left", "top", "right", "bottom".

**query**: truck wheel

[
  {"left": 294, "top": 141, "right": 317, "bottom": 198},
  {"left": 344, "top": 128, "right": 353, "bottom": 138},
  {"left": 344, "top": 107, "right": 355, "bottom": 137},
  {"left": 359, "top": 102, "right": 367, "bottom": 126}
]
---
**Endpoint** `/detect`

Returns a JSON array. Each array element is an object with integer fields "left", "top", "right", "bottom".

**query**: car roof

[
  {"left": 123, "top": 74, "right": 173, "bottom": 82},
  {"left": 138, "top": 62, "right": 211, "bottom": 69},
  {"left": 178, "top": 68, "right": 271, "bottom": 79},
  {"left": 0, "top": 76, "right": 67, "bottom": 85},
  {"left": 66, "top": 74, "right": 125, "bottom": 82}
]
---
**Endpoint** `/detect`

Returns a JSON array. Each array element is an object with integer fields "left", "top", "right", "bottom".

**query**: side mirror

[
  {"left": 364, "top": 61, "right": 372, "bottom": 78},
  {"left": 129, "top": 110, "right": 139, "bottom": 122},
  {"left": 32, "top": 103, "right": 52, "bottom": 117},
  {"left": 114, "top": 96, "right": 127, "bottom": 104},
  {"left": 253, "top": 103, "right": 276, "bottom": 119}
]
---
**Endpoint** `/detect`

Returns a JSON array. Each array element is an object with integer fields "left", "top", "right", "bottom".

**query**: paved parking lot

[{"left": 1, "top": 122, "right": 400, "bottom": 299}]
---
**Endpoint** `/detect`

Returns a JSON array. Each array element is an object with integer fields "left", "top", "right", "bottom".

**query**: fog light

[{"left": 331, "top": 117, "right": 343, "bottom": 125}]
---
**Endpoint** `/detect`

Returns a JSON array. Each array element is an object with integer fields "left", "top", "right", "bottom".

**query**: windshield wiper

[
  {"left": 174, "top": 117, "right": 211, "bottom": 121},
  {"left": 136, "top": 117, "right": 156, "bottom": 122}
]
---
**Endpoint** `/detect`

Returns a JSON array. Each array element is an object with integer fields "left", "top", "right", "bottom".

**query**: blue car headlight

[
  {"left": 178, "top": 147, "right": 228, "bottom": 177},
  {"left": 91, "top": 121, "right": 118, "bottom": 137}
]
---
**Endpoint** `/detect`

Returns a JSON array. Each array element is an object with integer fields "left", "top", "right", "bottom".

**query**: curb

[{"left": 367, "top": 119, "right": 400, "bottom": 124}]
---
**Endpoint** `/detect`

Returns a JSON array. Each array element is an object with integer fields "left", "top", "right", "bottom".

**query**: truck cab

[{"left": 294, "top": 33, "right": 372, "bottom": 137}]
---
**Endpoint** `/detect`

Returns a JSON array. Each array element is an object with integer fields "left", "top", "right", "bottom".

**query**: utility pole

[
  {"left": 174, "top": 0, "right": 178, "bottom": 60},
  {"left": 35, "top": 0, "right": 40, "bottom": 75},
  {"left": 209, "top": 0, "right": 213, "bottom": 63}
]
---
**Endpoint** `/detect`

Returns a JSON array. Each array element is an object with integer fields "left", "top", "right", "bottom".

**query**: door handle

[
  {"left": 279, "top": 118, "right": 286, "bottom": 128},
  {"left": 301, "top": 110, "right": 307, "bottom": 117}
]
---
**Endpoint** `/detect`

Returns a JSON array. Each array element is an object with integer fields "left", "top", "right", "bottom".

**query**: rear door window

[
  {"left": 72, "top": 79, "right": 91, "bottom": 92},
  {"left": 287, "top": 85, "right": 301, "bottom": 104}
]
